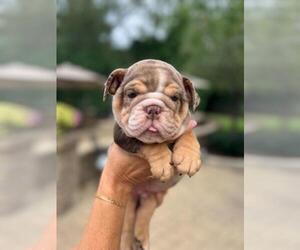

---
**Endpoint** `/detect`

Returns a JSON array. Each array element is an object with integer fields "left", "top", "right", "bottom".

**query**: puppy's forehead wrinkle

[
  {"left": 124, "top": 64, "right": 182, "bottom": 92},
  {"left": 124, "top": 80, "right": 148, "bottom": 92},
  {"left": 124, "top": 71, "right": 157, "bottom": 90}
]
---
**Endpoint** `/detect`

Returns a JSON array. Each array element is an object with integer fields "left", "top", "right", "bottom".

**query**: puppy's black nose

[{"left": 145, "top": 105, "right": 161, "bottom": 119}]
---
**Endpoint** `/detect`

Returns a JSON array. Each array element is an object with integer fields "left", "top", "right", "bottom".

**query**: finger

[{"left": 185, "top": 119, "right": 197, "bottom": 132}]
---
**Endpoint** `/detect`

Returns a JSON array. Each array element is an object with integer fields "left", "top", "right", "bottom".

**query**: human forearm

[{"left": 76, "top": 167, "right": 132, "bottom": 250}]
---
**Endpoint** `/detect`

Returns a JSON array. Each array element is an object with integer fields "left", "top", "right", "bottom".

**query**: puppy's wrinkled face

[{"left": 104, "top": 59, "right": 199, "bottom": 143}]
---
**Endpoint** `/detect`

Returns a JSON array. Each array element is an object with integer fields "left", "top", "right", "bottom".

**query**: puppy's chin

[
  {"left": 136, "top": 131, "right": 166, "bottom": 144},
  {"left": 120, "top": 119, "right": 182, "bottom": 144},
  {"left": 124, "top": 127, "right": 173, "bottom": 144}
]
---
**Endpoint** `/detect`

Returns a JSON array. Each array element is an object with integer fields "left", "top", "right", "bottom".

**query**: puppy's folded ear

[
  {"left": 103, "top": 68, "right": 127, "bottom": 101},
  {"left": 182, "top": 76, "right": 200, "bottom": 111}
]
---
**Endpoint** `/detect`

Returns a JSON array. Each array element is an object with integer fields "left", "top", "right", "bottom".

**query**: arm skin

[{"left": 75, "top": 143, "right": 151, "bottom": 250}]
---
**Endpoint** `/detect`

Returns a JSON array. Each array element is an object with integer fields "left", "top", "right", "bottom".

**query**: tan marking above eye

[
  {"left": 124, "top": 80, "right": 148, "bottom": 94},
  {"left": 163, "top": 83, "right": 181, "bottom": 97}
]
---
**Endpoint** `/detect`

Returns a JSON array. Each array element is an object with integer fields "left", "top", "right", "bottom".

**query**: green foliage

[
  {"left": 56, "top": 102, "right": 81, "bottom": 134},
  {"left": 211, "top": 115, "right": 244, "bottom": 132},
  {"left": 176, "top": 1, "right": 243, "bottom": 93},
  {"left": 206, "top": 130, "right": 244, "bottom": 157},
  {"left": 57, "top": 89, "right": 111, "bottom": 118},
  {"left": 58, "top": 0, "right": 114, "bottom": 72},
  {"left": 205, "top": 114, "right": 244, "bottom": 157},
  {"left": 247, "top": 114, "right": 300, "bottom": 132}
]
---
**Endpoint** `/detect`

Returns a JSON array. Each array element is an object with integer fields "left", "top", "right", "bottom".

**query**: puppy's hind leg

[
  {"left": 134, "top": 192, "right": 166, "bottom": 250},
  {"left": 121, "top": 195, "right": 138, "bottom": 250}
]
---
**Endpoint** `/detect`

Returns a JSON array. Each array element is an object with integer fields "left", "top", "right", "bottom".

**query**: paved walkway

[
  {"left": 58, "top": 155, "right": 244, "bottom": 250},
  {"left": 245, "top": 154, "right": 300, "bottom": 250},
  {"left": 0, "top": 129, "right": 56, "bottom": 250}
]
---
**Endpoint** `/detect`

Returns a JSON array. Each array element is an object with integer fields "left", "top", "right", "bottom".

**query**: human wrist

[{"left": 97, "top": 169, "right": 133, "bottom": 206}]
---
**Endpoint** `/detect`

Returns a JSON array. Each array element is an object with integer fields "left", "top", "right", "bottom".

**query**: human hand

[
  {"left": 97, "top": 143, "right": 152, "bottom": 206},
  {"left": 104, "top": 143, "right": 152, "bottom": 188}
]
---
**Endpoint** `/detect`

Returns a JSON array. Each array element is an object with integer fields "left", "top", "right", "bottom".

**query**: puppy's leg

[
  {"left": 134, "top": 192, "right": 166, "bottom": 250},
  {"left": 139, "top": 144, "right": 173, "bottom": 182},
  {"left": 121, "top": 195, "right": 138, "bottom": 250},
  {"left": 172, "top": 131, "right": 202, "bottom": 177}
]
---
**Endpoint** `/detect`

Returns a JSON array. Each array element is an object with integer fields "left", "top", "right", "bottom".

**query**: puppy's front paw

[
  {"left": 149, "top": 151, "right": 174, "bottom": 182},
  {"left": 172, "top": 147, "right": 201, "bottom": 177}
]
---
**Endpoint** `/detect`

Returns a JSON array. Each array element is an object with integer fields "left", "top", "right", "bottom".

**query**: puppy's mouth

[
  {"left": 128, "top": 116, "right": 179, "bottom": 143},
  {"left": 147, "top": 125, "right": 158, "bottom": 133},
  {"left": 137, "top": 122, "right": 167, "bottom": 143},
  {"left": 132, "top": 120, "right": 161, "bottom": 136}
]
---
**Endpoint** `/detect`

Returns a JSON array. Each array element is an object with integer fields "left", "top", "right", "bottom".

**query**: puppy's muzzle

[{"left": 145, "top": 105, "right": 161, "bottom": 120}]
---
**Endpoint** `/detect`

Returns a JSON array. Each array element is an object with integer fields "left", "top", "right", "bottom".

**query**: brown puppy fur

[{"left": 103, "top": 59, "right": 201, "bottom": 249}]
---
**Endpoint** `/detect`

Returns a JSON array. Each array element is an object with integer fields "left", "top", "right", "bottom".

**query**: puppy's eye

[
  {"left": 127, "top": 92, "right": 138, "bottom": 99},
  {"left": 170, "top": 95, "right": 179, "bottom": 102}
]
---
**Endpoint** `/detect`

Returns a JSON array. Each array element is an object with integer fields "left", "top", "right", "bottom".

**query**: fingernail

[{"left": 191, "top": 120, "right": 197, "bottom": 128}]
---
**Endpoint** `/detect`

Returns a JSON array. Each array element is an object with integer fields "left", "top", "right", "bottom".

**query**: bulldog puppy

[
  {"left": 103, "top": 59, "right": 202, "bottom": 250},
  {"left": 104, "top": 59, "right": 201, "bottom": 181}
]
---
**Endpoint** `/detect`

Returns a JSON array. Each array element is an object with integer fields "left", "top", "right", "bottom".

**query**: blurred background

[
  {"left": 245, "top": 0, "right": 300, "bottom": 249},
  {"left": 0, "top": 0, "right": 299, "bottom": 249},
  {"left": 0, "top": 0, "right": 56, "bottom": 249},
  {"left": 57, "top": 0, "right": 243, "bottom": 250}
]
